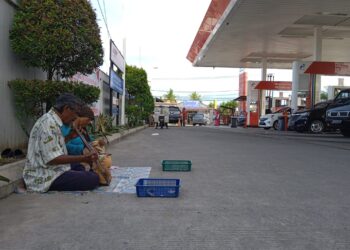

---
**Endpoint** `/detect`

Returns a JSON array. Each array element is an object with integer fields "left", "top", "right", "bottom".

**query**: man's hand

[
  {"left": 97, "top": 139, "right": 106, "bottom": 147},
  {"left": 82, "top": 152, "right": 98, "bottom": 164}
]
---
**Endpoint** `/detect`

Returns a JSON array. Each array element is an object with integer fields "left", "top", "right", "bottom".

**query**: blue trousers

[{"left": 49, "top": 163, "right": 99, "bottom": 191}]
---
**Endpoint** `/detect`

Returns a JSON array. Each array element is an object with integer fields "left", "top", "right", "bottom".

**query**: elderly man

[{"left": 23, "top": 93, "right": 99, "bottom": 192}]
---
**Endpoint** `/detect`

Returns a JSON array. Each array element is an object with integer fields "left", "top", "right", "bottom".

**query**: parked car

[
  {"left": 326, "top": 103, "right": 350, "bottom": 137},
  {"left": 288, "top": 101, "right": 331, "bottom": 133},
  {"left": 168, "top": 106, "right": 181, "bottom": 124},
  {"left": 259, "top": 107, "right": 291, "bottom": 130},
  {"left": 192, "top": 113, "right": 207, "bottom": 126},
  {"left": 203, "top": 114, "right": 211, "bottom": 125},
  {"left": 236, "top": 112, "right": 246, "bottom": 126},
  {"left": 288, "top": 88, "right": 350, "bottom": 133}
]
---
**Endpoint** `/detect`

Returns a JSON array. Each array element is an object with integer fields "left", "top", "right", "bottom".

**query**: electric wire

[
  {"left": 151, "top": 89, "right": 238, "bottom": 93},
  {"left": 152, "top": 76, "right": 237, "bottom": 80},
  {"left": 102, "top": 0, "right": 107, "bottom": 26},
  {"left": 96, "top": 0, "right": 111, "bottom": 39}
]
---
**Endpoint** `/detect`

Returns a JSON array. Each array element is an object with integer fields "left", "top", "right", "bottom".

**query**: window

[{"left": 336, "top": 90, "right": 350, "bottom": 100}]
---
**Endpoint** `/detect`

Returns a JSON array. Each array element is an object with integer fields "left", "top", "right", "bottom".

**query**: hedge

[{"left": 8, "top": 79, "right": 100, "bottom": 136}]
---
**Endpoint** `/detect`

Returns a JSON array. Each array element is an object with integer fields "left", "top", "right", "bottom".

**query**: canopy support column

[
  {"left": 313, "top": 26, "right": 322, "bottom": 106},
  {"left": 260, "top": 58, "right": 267, "bottom": 115},
  {"left": 291, "top": 61, "right": 299, "bottom": 112}
]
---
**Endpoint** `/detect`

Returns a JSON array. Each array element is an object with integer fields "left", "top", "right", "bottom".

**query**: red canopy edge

[
  {"left": 254, "top": 81, "right": 292, "bottom": 91},
  {"left": 304, "top": 62, "right": 336, "bottom": 75},
  {"left": 186, "top": 0, "right": 231, "bottom": 63}
]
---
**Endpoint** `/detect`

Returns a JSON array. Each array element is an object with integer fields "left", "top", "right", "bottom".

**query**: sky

[
  {"left": 90, "top": 0, "right": 350, "bottom": 103},
  {"left": 90, "top": 0, "right": 241, "bottom": 102}
]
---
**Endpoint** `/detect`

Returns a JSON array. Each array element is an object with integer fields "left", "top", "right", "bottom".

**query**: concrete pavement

[
  {"left": 0, "top": 126, "right": 349, "bottom": 249},
  {"left": 0, "top": 125, "right": 147, "bottom": 199}
]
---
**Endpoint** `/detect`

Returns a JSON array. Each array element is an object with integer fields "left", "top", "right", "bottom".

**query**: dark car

[
  {"left": 326, "top": 103, "right": 350, "bottom": 137},
  {"left": 288, "top": 101, "right": 331, "bottom": 133},
  {"left": 168, "top": 106, "right": 181, "bottom": 124},
  {"left": 236, "top": 112, "right": 246, "bottom": 126},
  {"left": 288, "top": 88, "right": 350, "bottom": 133}
]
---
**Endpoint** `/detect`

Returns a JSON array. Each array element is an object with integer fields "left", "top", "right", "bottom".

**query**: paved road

[{"left": 0, "top": 126, "right": 350, "bottom": 250}]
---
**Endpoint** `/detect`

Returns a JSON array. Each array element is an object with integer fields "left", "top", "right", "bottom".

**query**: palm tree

[
  {"left": 190, "top": 91, "right": 201, "bottom": 101},
  {"left": 208, "top": 101, "right": 215, "bottom": 108},
  {"left": 163, "top": 89, "right": 177, "bottom": 102}
]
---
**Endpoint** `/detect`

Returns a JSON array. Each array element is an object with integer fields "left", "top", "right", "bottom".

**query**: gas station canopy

[{"left": 187, "top": 0, "right": 350, "bottom": 69}]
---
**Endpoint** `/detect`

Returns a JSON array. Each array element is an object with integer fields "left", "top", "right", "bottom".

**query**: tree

[
  {"left": 208, "top": 101, "right": 215, "bottom": 108},
  {"left": 320, "top": 91, "right": 328, "bottom": 101},
  {"left": 220, "top": 100, "right": 238, "bottom": 115},
  {"left": 125, "top": 65, "right": 154, "bottom": 126},
  {"left": 190, "top": 92, "right": 201, "bottom": 100},
  {"left": 164, "top": 89, "right": 177, "bottom": 103},
  {"left": 10, "top": 0, "right": 103, "bottom": 80}
]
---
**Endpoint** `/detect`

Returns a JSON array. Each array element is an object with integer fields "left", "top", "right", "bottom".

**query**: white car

[
  {"left": 192, "top": 113, "right": 207, "bottom": 126},
  {"left": 258, "top": 107, "right": 291, "bottom": 130}
]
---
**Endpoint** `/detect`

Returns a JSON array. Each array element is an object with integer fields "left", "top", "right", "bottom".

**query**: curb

[
  {"left": 106, "top": 125, "right": 148, "bottom": 145},
  {"left": 0, "top": 125, "right": 148, "bottom": 199},
  {"left": 0, "top": 159, "right": 26, "bottom": 199}
]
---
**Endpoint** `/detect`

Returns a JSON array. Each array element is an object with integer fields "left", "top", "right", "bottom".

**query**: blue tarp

[{"left": 183, "top": 100, "right": 201, "bottom": 108}]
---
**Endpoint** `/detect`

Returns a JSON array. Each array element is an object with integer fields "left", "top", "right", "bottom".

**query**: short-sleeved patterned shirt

[{"left": 23, "top": 109, "right": 70, "bottom": 192}]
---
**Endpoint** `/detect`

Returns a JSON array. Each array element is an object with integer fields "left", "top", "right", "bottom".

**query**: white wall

[{"left": 0, "top": 1, "right": 45, "bottom": 149}]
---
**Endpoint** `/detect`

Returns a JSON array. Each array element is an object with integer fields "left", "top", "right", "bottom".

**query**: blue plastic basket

[{"left": 135, "top": 178, "right": 180, "bottom": 198}]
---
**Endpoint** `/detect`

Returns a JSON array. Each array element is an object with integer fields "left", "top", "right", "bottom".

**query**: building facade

[{"left": 0, "top": 0, "right": 46, "bottom": 149}]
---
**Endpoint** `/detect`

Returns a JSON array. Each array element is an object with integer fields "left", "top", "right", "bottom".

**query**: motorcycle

[{"left": 158, "top": 115, "right": 165, "bottom": 129}]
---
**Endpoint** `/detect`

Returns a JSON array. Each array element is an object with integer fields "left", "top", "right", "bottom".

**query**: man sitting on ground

[{"left": 23, "top": 93, "right": 99, "bottom": 192}]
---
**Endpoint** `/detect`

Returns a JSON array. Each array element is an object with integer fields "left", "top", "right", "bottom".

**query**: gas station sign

[
  {"left": 304, "top": 61, "right": 350, "bottom": 76},
  {"left": 254, "top": 81, "right": 292, "bottom": 91}
]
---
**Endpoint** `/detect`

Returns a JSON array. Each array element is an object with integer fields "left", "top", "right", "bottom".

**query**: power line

[
  {"left": 102, "top": 0, "right": 107, "bottom": 26},
  {"left": 96, "top": 0, "right": 111, "bottom": 39},
  {"left": 152, "top": 76, "right": 237, "bottom": 80},
  {"left": 151, "top": 89, "right": 238, "bottom": 93},
  {"left": 155, "top": 96, "right": 237, "bottom": 101}
]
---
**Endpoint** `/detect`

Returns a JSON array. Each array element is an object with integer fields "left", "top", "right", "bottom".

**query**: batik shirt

[{"left": 23, "top": 109, "right": 70, "bottom": 192}]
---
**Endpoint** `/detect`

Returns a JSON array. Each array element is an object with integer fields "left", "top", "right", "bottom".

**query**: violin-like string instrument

[{"left": 74, "top": 127, "right": 111, "bottom": 185}]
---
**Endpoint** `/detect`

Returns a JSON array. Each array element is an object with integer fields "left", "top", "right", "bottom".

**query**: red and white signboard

[
  {"left": 255, "top": 81, "right": 292, "bottom": 91},
  {"left": 71, "top": 69, "right": 100, "bottom": 87},
  {"left": 335, "top": 63, "right": 350, "bottom": 75},
  {"left": 70, "top": 69, "right": 101, "bottom": 116},
  {"left": 304, "top": 61, "right": 350, "bottom": 76}
]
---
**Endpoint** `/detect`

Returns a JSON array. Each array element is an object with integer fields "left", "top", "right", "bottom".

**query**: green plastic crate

[{"left": 162, "top": 160, "right": 192, "bottom": 171}]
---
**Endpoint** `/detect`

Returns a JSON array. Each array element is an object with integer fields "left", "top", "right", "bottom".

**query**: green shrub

[
  {"left": 8, "top": 79, "right": 100, "bottom": 136},
  {"left": 126, "top": 105, "right": 143, "bottom": 128}
]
